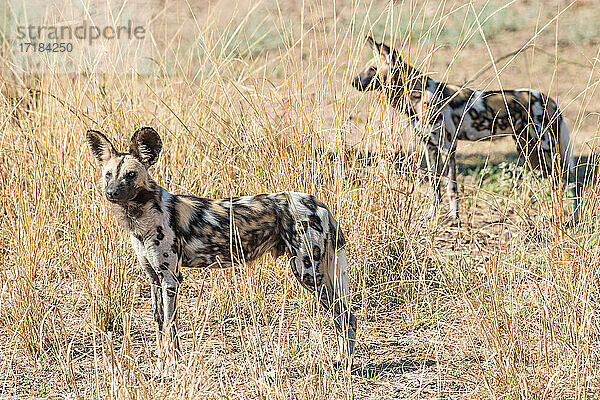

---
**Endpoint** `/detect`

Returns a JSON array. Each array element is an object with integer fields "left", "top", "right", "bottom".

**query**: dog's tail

[{"left": 324, "top": 211, "right": 356, "bottom": 366}]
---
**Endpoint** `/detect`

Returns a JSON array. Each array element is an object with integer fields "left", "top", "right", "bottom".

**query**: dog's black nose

[{"left": 106, "top": 187, "right": 119, "bottom": 200}]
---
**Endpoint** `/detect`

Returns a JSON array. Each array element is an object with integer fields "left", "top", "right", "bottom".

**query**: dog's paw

[
  {"left": 149, "top": 362, "right": 175, "bottom": 383},
  {"left": 150, "top": 365, "right": 164, "bottom": 382},
  {"left": 448, "top": 217, "right": 462, "bottom": 228},
  {"left": 565, "top": 216, "right": 578, "bottom": 229},
  {"left": 440, "top": 214, "right": 461, "bottom": 228},
  {"left": 333, "top": 357, "right": 353, "bottom": 373}
]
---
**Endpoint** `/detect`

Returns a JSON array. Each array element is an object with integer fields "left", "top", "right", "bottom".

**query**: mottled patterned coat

[
  {"left": 86, "top": 127, "right": 357, "bottom": 369},
  {"left": 352, "top": 36, "right": 581, "bottom": 224}
]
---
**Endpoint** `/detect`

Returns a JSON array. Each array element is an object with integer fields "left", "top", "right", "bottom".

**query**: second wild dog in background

[{"left": 352, "top": 36, "right": 582, "bottom": 225}]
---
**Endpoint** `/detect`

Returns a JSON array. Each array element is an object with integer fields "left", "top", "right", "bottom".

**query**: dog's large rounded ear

[
  {"left": 129, "top": 127, "right": 162, "bottom": 167},
  {"left": 369, "top": 37, "right": 397, "bottom": 64},
  {"left": 86, "top": 130, "right": 117, "bottom": 165},
  {"left": 370, "top": 38, "right": 389, "bottom": 56}
]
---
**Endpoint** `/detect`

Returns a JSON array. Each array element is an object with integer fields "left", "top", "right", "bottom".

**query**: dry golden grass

[{"left": 2, "top": 0, "right": 600, "bottom": 398}]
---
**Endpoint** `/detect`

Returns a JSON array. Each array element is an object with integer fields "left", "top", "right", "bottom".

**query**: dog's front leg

[
  {"left": 424, "top": 142, "right": 442, "bottom": 218},
  {"left": 145, "top": 233, "right": 181, "bottom": 372},
  {"left": 442, "top": 146, "right": 459, "bottom": 223},
  {"left": 142, "top": 261, "right": 164, "bottom": 351}
]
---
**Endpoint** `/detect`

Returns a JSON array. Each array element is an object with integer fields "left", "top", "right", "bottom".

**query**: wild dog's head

[
  {"left": 351, "top": 36, "right": 397, "bottom": 92},
  {"left": 86, "top": 127, "right": 162, "bottom": 204},
  {"left": 351, "top": 36, "right": 430, "bottom": 117}
]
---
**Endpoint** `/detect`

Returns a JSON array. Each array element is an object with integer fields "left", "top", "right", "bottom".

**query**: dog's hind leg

[
  {"left": 325, "top": 245, "right": 357, "bottom": 366},
  {"left": 323, "top": 213, "right": 356, "bottom": 365},
  {"left": 288, "top": 253, "right": 356, "bottom": 369},
  {"left": 282, "top": 194, "right": 356, "bottom": 368},
  {"left": 569, "top": 174, "right": 583, "bottom": 225},
  {"left": 287, "top": 216, "right": 356, "bottom": 369},
  {"left": 537, "top": 118, "right": 582, "bottom": 225},
  {"left": 558, "top": 119, "right": 582, "bottom": 225}
]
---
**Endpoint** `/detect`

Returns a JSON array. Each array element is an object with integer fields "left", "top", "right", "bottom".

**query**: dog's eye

[
  {"left": 410, "top": 91, "right": 422, "bottom": 100},
  {"left": 105, "top": 171, "right": 112, "bottom": 179},
  {"left": 125, "top": 171, "right": 137, "bottom": 180}
]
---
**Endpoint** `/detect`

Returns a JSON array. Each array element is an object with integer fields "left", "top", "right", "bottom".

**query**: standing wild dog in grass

[
  {"left": 86, "top": 127, "right": 357, "bottom": 369},
  {"left": 352, "top": 37, "right": 582, "bottom": 225}
]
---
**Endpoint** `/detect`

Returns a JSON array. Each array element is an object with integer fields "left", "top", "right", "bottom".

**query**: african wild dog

[
  {"left": 352, "top": 36, "right": 582, "bottom": 225},
  {"left": 86, "top": 127, "right": 357, "bottom": 368}
]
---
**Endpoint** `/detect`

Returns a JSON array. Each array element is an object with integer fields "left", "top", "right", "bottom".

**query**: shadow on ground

[
  {"left": 457, "top": 152, "right": 600, "bottom": 187},
  {"left": 352, "top": 359, "right": 437, "bottom": 378},
  {"left": 319, "top": 146, "right": 600, "bottom": 189}
]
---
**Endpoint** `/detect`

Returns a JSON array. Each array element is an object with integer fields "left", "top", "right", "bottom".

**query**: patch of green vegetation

[
  {"left": 348, "top": 1, "right": 544, "bottom": 49},
  {"left": 442, "top": 250, "right": 481, "bottom": 288},
  {"left": 349, "top": 1, "right": 600, "bottom": 55},
  {"left": 34, "top": 381, "right": 48, "bottom": 396},
  {"left": 463, "top": 161, "right": 539, "bottom": 196},
  {"left": 157, "top": 12, "right": 293, "bottom": 76},
  {"left": 348, "top": 1, "right": 580, "bottom": 47},
  {"left": 197, "top": 13, "right": 293, "bottom": 60},
  {"left": 560, "top": 7, "right": 600, "bottom": 43},
  {"left": 581, "top": 219, "right": 600, "bottom": 251},
  {"left": 95, "top": 294, "right": 124, "bottom": 334}
]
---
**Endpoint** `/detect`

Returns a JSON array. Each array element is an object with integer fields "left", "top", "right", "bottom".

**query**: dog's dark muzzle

[
  {"left": 351, "top": 73, "right": 380, "bottom": 91},
  {"left": 105, "top": 184, "right": 135, "bottom": 203},
  {"left": 351, "top": 76, "right": 364, "bottom": 90}
]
